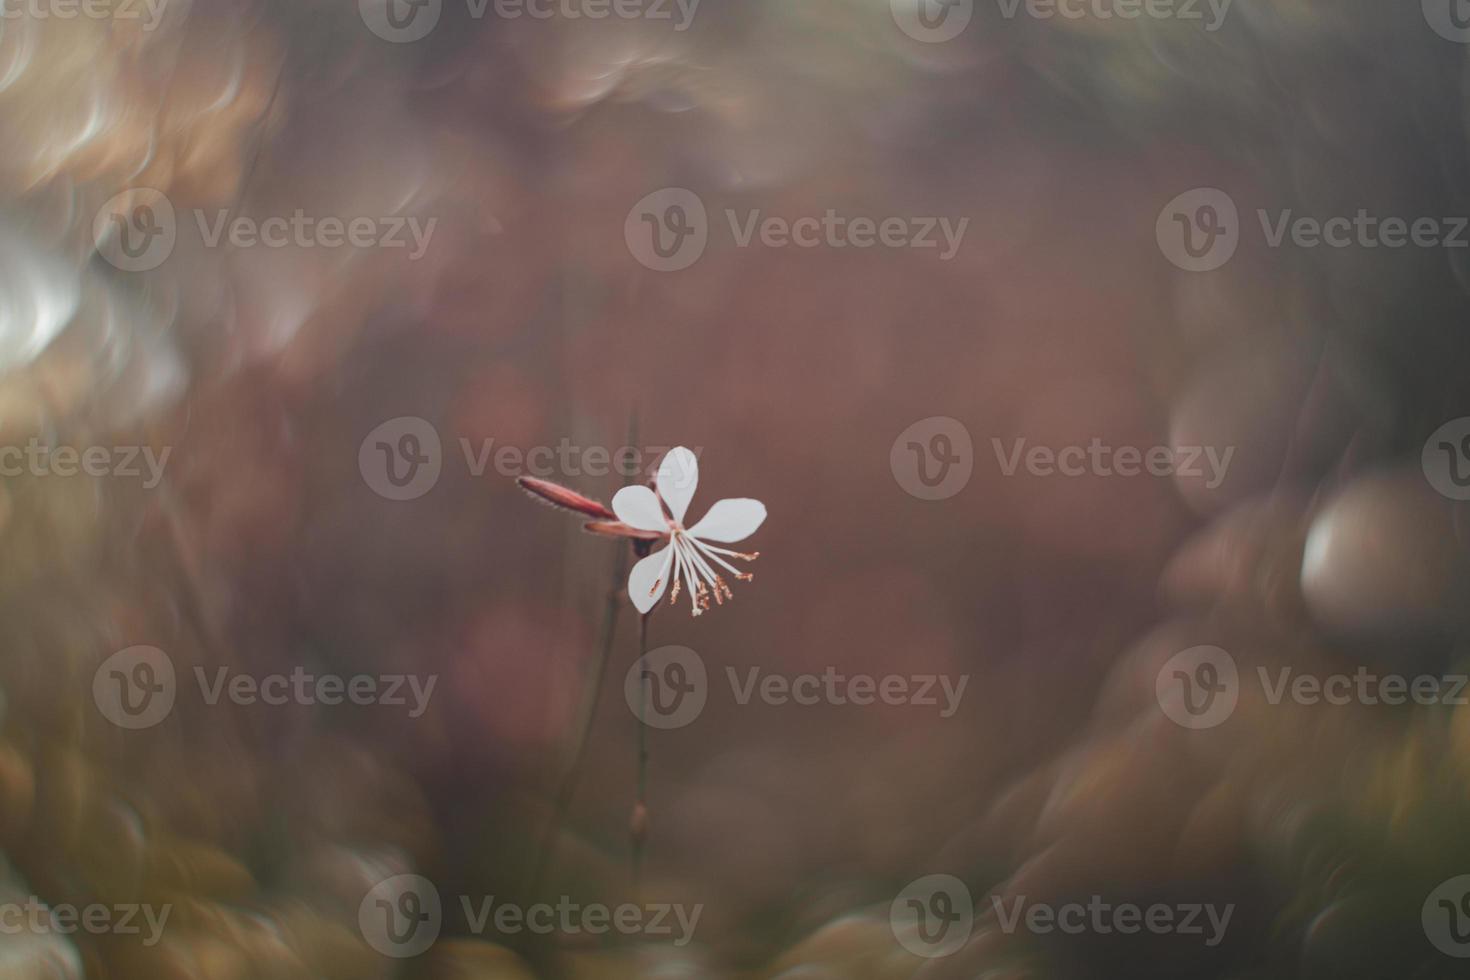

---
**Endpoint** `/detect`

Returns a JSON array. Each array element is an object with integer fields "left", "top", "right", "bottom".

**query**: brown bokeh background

[{"left": 2, "top": 0, "right": 1470, "bottom": 977}]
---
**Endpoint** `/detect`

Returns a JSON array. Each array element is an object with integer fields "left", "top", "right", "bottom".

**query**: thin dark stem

[
  {"left": 529, "top": 542, "right": 628, "bottom": 897},
  {"left": 633, "top": 611, "right": 650, "bottom": 887},
  {"left": 529, "top": 412, "right": 638, "bottom": 897}
]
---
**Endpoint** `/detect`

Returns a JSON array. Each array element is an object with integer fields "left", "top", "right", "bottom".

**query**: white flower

[{"left": 612, "top": 447, "right": 766, "bottom": 616}]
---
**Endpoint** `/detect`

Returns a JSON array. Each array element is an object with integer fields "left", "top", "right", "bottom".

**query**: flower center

[{"left": 662, "top": 527, "right": 759, "bottom": 616}]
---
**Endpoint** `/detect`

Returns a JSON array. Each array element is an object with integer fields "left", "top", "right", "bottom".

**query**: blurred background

[{"left": 3, "top": 0, "right": 1470, "bottom": 976}]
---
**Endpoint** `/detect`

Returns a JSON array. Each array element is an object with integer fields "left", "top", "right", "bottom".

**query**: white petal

[
  {"left": 612, "top": 485, "right": 667, "bottom": 532},
  {"left": 628, "top": 544, "right": 673, "bottom": 613},
  {"left": 687, "top": 498, "right": 766, "bottom": 543},
  {"left": 656, "top": 447, "right": 699, "bottom": 524}
]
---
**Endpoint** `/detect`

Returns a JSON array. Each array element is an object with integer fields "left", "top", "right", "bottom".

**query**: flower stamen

[
  {"left": 680, "top": 534, "right": 732, "bottom": 607},
  {"left": 700, "top": 543, "right": 760, "bottom": 562},
  {"left": 687, "top": 536, "right": 757, "bottom": 589}
]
